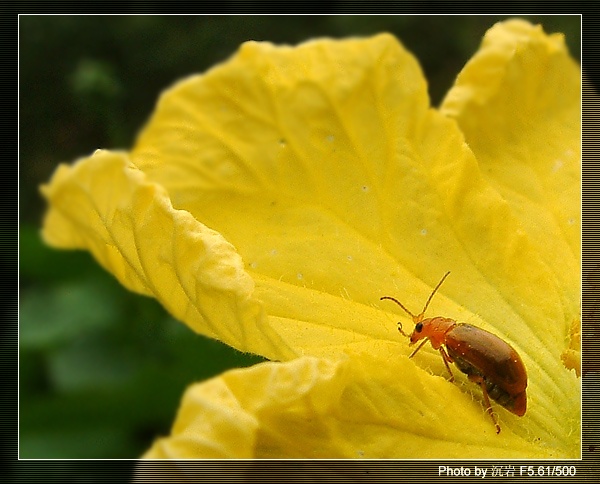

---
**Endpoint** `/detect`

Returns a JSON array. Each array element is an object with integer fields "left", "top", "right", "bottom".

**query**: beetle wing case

[{"left": 445, "top": 323, "right": 528, "bottom": 415}]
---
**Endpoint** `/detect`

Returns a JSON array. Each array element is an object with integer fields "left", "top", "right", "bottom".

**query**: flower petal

[
  {"left": 143, "top": 355, "right": 560, "bottom": 459},
  {"left": 131, "top": 34, "right": 436, "bottom": 359},
  {"left": 441, "top": 19, "right": 581, "bottom": 370},
  {"left": 127, "top": 32, "right": 578, "bottom": 452},
  {"left": 41, "top": 29, "right": 580, "bottom": 457},
  {"left": 41, "top": 150, "right": 296, "bottom": 360},
  {"left": 130, "top": 30, "right": 577, "bottom": 404}
]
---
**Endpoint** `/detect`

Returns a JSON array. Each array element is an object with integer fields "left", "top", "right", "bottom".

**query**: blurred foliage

[{"left": 18, "top": 15, "right": 580, "bottom": 460}]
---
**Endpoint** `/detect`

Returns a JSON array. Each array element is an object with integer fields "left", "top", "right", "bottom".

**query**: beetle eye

[{"left": 415, "top": 322, "right": 423, "bottom": 333}]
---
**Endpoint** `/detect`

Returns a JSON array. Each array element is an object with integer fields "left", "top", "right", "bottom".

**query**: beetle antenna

[
  {"left": 420, "top": 271, "right": 451, "bottom": 316},
  {"left": 380, "top": 271, "right": 450, "bottom": 323},
  {"left": 380, "top": 296, "right": 418, "bottom": 320}
]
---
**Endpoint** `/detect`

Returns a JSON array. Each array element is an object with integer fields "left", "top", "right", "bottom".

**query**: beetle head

[
  {"left": 411, "top": 322, "right": 424, "bottom": 344},
  {"left": 382, "top": 271, "right": 451, "bottom": 344}
]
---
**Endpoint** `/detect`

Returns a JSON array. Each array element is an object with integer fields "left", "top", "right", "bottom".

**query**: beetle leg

[
  {"left": 408, "top": 338, "right": 429, "bottom": 358},
  {"left": 469, "top": 375, "right": 501, "bottom": 434},
  {"left": 437, "top": 346, "right": 455, "bottom": 382},
  {"left": 397, "top": 322, "right": 410, "bottom": 338}
]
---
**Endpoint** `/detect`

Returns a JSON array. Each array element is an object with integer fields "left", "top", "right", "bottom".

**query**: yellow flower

[{"left": 41, "top": 20, "right": 580, "bottom": 458}]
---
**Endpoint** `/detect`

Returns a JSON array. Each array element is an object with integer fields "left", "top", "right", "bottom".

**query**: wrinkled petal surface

[
  {"left": 41, "top": 23, "right": 580, "bottom": 458},
  {"left": 41, "top": 150, "right": 296, "bottom": 360},
  {"left": 143, "top": 355, "right": 560, "bottom": 459}
]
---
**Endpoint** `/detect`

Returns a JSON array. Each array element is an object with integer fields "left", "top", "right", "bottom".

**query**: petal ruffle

[
  {"left": 41, "top": 150, "right": 296, "bottom": 360},
  {"left": 143, "top": 355, "right": 560, "bottom": 459}
]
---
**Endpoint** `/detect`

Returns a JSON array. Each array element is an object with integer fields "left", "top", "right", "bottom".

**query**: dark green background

[{"left": 19, "top": 15, "right": 581, "bottom": 460}]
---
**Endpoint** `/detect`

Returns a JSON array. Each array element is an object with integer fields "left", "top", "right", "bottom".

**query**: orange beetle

[{"left": 381, "top": 272, "right": 527, "bottom": 434}]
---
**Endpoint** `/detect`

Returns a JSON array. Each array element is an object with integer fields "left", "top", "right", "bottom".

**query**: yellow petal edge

[
  {"left": 40, "top": 150, "right": 296, "bottom": 361},
  {"left": 143, "top": 355, "right": 561, "bottom": 459}
]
